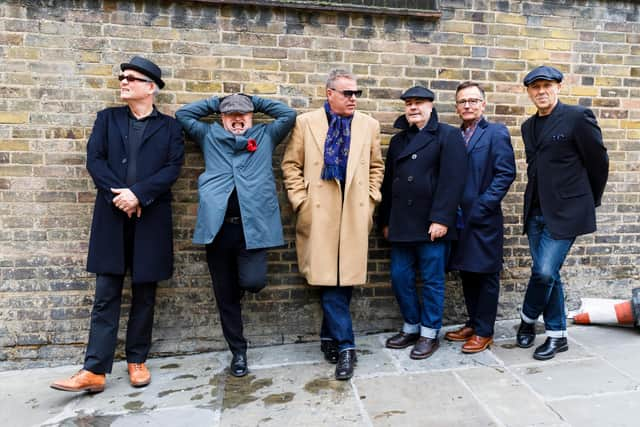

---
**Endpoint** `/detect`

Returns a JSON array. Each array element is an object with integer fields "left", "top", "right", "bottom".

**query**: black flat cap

[
  {"left": 120, "top": 56, "right": 165, "bottom": 89},
  {"left": 523, "top": 65, "right": 563, "bottom": 86},
  {"left": 400, "top": 86, "right": 434, "bottom": 101}
]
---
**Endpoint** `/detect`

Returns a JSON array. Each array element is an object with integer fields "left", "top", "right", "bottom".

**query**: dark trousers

[
  {"left": 205, "top": 222, "right": 267, "bottom": 356},
  {"left": 84, "top": 274, "right": 157, "bottom": 374},
  {"left": 460, "top": 271, "right": 500, "bottom": 337}
]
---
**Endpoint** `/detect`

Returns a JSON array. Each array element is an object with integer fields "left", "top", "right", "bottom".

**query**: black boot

[
  {"left": 321, "top": 340, "right": 339, "bottom": 364},
  {"left": 335, "top": 349, "right": 357, "bottom": 381},
  {"left": 230, "top": 353, "right": 248, "bottom": 377},
  {"left": 533, "top": 337, "right": 568, "bottom": 360},
  {"left": 516, "top": 321, "right": 536, "bottom": 348}
]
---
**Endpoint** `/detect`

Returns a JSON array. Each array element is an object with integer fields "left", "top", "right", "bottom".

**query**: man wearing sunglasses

[
  {"left": 51, "top": 56, "right": 184, "bottom": 393},
  {"left": 377, "top": 86, "right": 467, "bottom": 360},
  {"left": 176, "top": 92, "right": 296, "bottom": 378},
  {"left": 282, "top": 69, "right": 384, "bottom": 380},
  {"left": 446, "top": 81, "right": 516, "bottom": 353}
]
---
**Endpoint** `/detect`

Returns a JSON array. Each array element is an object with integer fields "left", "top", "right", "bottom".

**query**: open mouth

[{"left": 231, "top": 121, "right": 246, "bottom": 131}]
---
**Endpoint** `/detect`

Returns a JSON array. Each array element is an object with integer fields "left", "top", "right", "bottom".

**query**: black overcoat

[
  {"left": 449, "top": 118, "right": 516, "bottom": 273},
  {"left": 522, "top": 102, "right": 608, "bottom": 239},
  {"left": 377, "top": 110, "right": 467, "bottom": 243},
  {"left": 86, "top": 106, "right": 184, "bottom": 282}
]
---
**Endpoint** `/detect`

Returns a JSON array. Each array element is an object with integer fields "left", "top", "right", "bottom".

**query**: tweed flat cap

[
  {"left": 523, "top": 65, "right": 563, "bottom": 86},
  {"left": 400, "top": 86, "right": 435, "bottom": 101},
  {"left": 220, "top": 94, "right": 254, "bottom": 113}
]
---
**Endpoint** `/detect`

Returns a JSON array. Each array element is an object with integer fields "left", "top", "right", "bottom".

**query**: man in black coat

[
  {"left": 447, "top": 81, "right": 516, "bottom": 353},
  {"left": 516, "top": 66, "right": 608, "bottom": 360},
  {"left": 51, "top": 57, "right": 184, "bottom": 392},
  {"left": 378, "top": 86, "right": 467, "bottom": 359}
]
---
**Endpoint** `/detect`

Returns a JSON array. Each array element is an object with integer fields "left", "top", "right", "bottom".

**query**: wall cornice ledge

[{"left": 189, "top": 0, "right": 441, "bottom": 19}]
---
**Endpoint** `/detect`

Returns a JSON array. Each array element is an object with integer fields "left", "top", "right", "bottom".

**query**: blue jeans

[
  {"left": 320, "top": 286, "right": 354, "bottom": 352},
  {"left": 522, "top": 216, "right": 575, "bottom": 337},
  {"left": 390, "top": 242, "right": 448, "bottom": 339}
]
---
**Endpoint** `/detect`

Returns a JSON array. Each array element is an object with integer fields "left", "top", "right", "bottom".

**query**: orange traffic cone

[{"left": 570, "top": 288, "right": 640, "bottom": 328}]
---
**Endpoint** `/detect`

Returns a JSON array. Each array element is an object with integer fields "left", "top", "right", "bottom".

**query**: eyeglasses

[
  {"left": 456, "top": 98, "right": 483, "bottom": 106},
  {"left": 118, "top": 74, "right": 153, "bottom": 84},
  {"left": 329, "top": 88, "right": 363, "bottom": 98}
]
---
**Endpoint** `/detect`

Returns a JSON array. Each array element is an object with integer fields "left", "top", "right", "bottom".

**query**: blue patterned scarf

[{"left": 321, "top": 102, "right": 352, "bottom": 182}]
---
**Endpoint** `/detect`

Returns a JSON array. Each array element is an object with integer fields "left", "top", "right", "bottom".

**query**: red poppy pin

[{"left": 246, "top": 138, "right": 257, "bottom": 152}]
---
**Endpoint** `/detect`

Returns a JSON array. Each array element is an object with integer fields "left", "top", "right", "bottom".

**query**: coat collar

[
  {"left": 114, "top": 105, "right": 164, "bottom": 152},
  {"left": 524, "top": 101, "right": 565, "bottom": 147},
  {"left": 465, "top": 117, "right": 488, "bottom": 152},
  {"left": 395, "top": 108, "right": 440, "bottom": 160}
]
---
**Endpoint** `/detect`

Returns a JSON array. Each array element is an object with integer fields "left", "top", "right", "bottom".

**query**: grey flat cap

[
  {"left": 220, "top": 94, "right": 254, "bottom": 113},
  {"left": 523, "top": 65, "right": 563, "bottom": 86}
]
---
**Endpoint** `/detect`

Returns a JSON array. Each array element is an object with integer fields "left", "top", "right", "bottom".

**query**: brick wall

[{"left": 1, "top": 0, "right": 638, "bottom": 368}]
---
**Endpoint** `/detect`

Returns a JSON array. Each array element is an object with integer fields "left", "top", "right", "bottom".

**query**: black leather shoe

[
  {"left": 385, "top": 332, "right": 420, "bottom": 349},
  {"left": 230, "top": 353, "right": 248, "bottom": 377},
  {"left": 410, "top": 337, "right": 439, "bottom": 360},
  {"left": 320, "top": 340, "right": 339, "bottom": 364},
  {"left": 335, "top": 349, "right": 357, "bottom": 380},
  {"left": 516, "top": 321, "right": 536, "bottom": 348},
  {"left": 533, "top": 337, "right": 568, "bottom": 360}
]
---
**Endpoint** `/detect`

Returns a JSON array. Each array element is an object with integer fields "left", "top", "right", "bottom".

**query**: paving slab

[
  {"left": 593, "top": 342, "right": 640, "bottom": 382},
  {"left": 549, "top": 391, "right": 640, "bottom": 427},
  {"left": 219, "top": 363, "right": 364, "bottom": 426},
  {"left": 512, "top": 358, "right": 639, "bottom": 399},
  {"left": 490, "top": 337, "right": 593, "bottom": 367},
  {"left": 567, "top": 324, "right": 640, "bottom": 349},
  {"left": 355, "top": 371, "right": 495, "bottom": 427},
  {"left": 456, "top": 366, "right": 567, "bottom": 427}
]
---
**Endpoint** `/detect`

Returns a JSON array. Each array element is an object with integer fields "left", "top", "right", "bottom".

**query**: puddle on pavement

[
  {"left": 158, "top": 384, "right": 203, "bottom": 398},
  {"left": 160, "top": 363, "right": 180, "bottom": 369},
  {"left": 191, "top": 393, "right": 204, "bottom": 400},
  {"left": 500, "top": 343, "right": 518, "bottom": 349},
  {"left": 374, "top": 410, "right": 406, "bottom": 419},
  {"left": 304, "top": 377, "right": 347, "bottom": 394},
  {"left": 262, "top": 392, "right": 295, "bottom": 405},
  {"left": 357, "top": 349, "right": 373, "bottom": 355},
  {"left": 173, "top": 374, "right": 198, "bottom": 380},
  {"left": 526, "top": 367, "right": 543, "bottom": 374},
  {"left": 123, "top": 400, "right": 144, "bottom": 410},
  {"left": 127, "top": 392, "right": 142, "bottom": 398},
  {"left": 223, "top": 375, "right": 273, "bottom": 409},
  {"left": 42, "top": 414, "right": 120, "bottom": 427}
]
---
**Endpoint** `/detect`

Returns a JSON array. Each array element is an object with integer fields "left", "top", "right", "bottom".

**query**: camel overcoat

[{"left": 282, "top": 108, "right": 384, "bottom": 286}]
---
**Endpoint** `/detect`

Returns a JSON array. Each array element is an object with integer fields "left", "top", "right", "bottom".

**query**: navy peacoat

[
  {"left": 377, "top": 109, "right": 467, "bottom": 243},
  {"left": 522, "top": 102, "right": 608, "bottom": 239},
  {"left": 86, "top": 106, "right": 184, "bottom": 283},
  {"left": 449, "top": 118, "right": 516, "bottom": 273}
]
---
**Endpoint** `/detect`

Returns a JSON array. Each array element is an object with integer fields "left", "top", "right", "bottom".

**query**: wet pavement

[{"left": 1, "top": 320, "right": 639, "bottom": 426}]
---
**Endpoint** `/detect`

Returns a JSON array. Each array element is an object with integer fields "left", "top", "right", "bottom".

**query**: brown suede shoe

[
  {"left": 444, "top": 326, "right": 475, "bottom": 342},
  {"left": 128, "top": 363, "right": 151, "bottom": 387},
  {"left": 461, "top": 335, "right": 493, "bottom": 354},
  {"left": 50, "top": 369, "right": 105, "bottom": 393},
  {"left": 409, "top": 337, "right": 439, "bottom": 360}
]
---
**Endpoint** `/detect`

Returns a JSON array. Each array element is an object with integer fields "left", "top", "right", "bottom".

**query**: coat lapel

[
  {"left": 537, "top": 101, "right": 564, "bottom": 144},
  {"left": 396, "top": 109, "right": 440, "bottom": 160},
  {"left": 115, "top": 106, "right": 129, "bottom": 154},
  {"left": 345, "top": 112, "right": 366, "bottom": 188},
  {"left": 466, "top": 118, "right": 488, "bottom": 153},
  {"left": 308, "top": 108, "right": 329, "bottom": 155},
  {"left": 141, "top": 109, "right": 164, "bottom": 147}
]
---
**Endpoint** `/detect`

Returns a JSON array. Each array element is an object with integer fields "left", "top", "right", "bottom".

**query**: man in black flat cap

[
  {"left": 377, "top": 86, "right": 466, "bottom": 359},
  {"left": 516, "top": 65, "right": 608, "bottom": 360},
  {"left": 51, "top": 56, "right": 184, "bottom": 392}
]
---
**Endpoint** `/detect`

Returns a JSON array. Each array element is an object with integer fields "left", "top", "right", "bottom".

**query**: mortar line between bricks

[
  {"left": 567, "top": 334, "right": 640, "bottom": 384},
  {"left": 350, "top": 378, "right": 374, "bottom": 427},
  {"left": 452, "top": 370, "right": 506, "bottom": 427}
]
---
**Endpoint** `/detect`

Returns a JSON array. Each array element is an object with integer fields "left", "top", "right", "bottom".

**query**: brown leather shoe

[
  {"left": 128, "top": 363, "right": 151, "bottom": 387},
  {"left": 50, "top": 369, "right": 105, "bottom": 393},
  {"left": 444, "top": 326, "right": 475, "bottom": 342},
  {"left": 461, "top": 335, "right": 493, "bottom": 354},
  {"left": 385, "top": 332, "right": 420, "bottom": 349},
  {"left": 409, "top": 337, "right": 439, "bottom": 360}
]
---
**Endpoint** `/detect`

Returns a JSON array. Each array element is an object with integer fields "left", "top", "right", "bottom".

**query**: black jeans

[
  {"left": 460, "top": 271, "right": 500, "bottom": 337},
  {"left": 206, "top": 222, "right": 267, "bottom": 356}
]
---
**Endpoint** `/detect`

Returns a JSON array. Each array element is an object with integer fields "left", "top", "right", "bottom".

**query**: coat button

[
  {"left": 122, "top": 158, "right": 127, "bottom": 164},
  {"left": 411, "top": 154, "right": 417, "bottom": 159},
  {"left": 407, "top": 176, "right": 414, "bottom": 182},
  {"left": 407, "top": 199, "right": 413, "bottom": 206}
]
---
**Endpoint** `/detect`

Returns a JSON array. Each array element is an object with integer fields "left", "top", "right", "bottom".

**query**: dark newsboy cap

[
  {"left": 523, "top": 65, "right": 563, "bottom": 86},
  {"left": 220, "top": 94, "right": 254, "bottom": 114},
  {"left": 400, "top": 86, "right": 435, "bottom": 101},
  {"left": 120, "top": 56, "right": 165, "bottom": 89}
]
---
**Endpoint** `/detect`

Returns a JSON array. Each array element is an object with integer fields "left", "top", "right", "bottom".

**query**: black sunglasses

[
  {"left": 330, "top": 88, "right": 363, "bottom": 98},
  {"left": 118, "top": 74, "right": 153, "bottom": 83}
]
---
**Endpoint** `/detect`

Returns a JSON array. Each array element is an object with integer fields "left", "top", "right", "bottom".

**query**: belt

[{"left": 224, "top": 216, "right": 242, "bottom": 225}]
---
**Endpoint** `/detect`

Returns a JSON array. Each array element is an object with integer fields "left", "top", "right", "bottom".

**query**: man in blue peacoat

[
  {"left": 51, "top": 57, "right": 184, "bottom": 393},
  {"left": 377, "top": 86, "right": 467, "bottom": 360},
  {"left": 446, "top": 81, "right": 516, "bottom": 353},
  {"left": 516, "top": 66, "right": 608, "bottom": 360},
  {"left": 176, "top": 93, "right": 296, "bottom": 377}
]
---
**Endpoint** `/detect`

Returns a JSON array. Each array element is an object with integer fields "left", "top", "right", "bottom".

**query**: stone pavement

[{"left": 1, "top": 320, "right": 639, "bottom": 427}]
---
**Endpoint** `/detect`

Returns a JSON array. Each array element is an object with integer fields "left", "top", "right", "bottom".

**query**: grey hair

[
  {"left": 152, "top": 85, "right": 160, "bottom": 96},
  {"left": 326, "top": 69, "right": 356, "bottom": 89}
]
